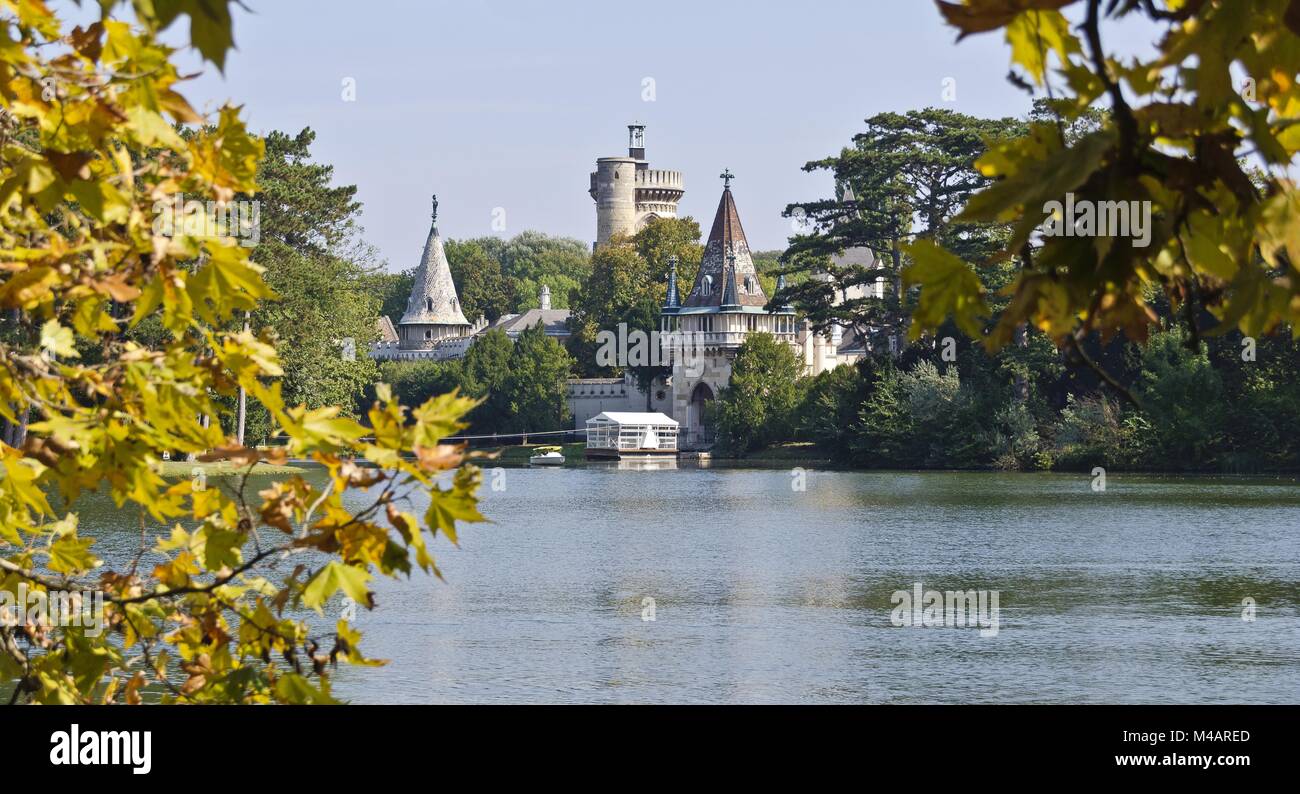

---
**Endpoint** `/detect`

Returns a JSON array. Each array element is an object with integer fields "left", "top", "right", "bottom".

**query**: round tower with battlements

[{"left": 589, "top": 124, "right": 684, "bottom": 248}]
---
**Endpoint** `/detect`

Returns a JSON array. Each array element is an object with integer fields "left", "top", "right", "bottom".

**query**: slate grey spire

[
  {"left": 720, "top": 247, "right": 741, "bottom": 310},
  {"left": 774, "top": 273, "right": 793, "bottom": 311},
  {"left": 663, "top": 255, "right": 681, "bottom": 310},
  {"left": 400, "top": 195, "right": 469, "bottom": 328}
]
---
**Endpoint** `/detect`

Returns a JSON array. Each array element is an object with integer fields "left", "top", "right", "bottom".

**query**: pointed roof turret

[
  {"left": 720, "top": 248, "right": 741, "bottom": 310},
  {"left": 400, "top": 194, "right": 470, "bottom": 328},
  {"left": 684, "top": 173, "right": 767, "bottom": 310},
  {"left": 663, "top": 255, "right": 681, "bottom": 312},
  {"left": 773, "top": 273, "right": 793, "bottom": 311}
]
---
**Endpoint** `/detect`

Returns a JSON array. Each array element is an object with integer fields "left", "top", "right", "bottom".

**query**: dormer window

[
  {"left": 702, "top": 275, "right": 713, "bottom": 296},
  {"left": 744, "top": 276, "right": 756, "bottom": 294},
  {"left": 426, "top": 298, "right": 433, "bottom": 312}
]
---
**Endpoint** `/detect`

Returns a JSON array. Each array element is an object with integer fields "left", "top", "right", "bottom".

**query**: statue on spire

[
  {"left": 720, "top": 169, "right": 734, "bottom": 189},
  {"left": 431, "top": 194, "right": 439, "bottom": 224}
]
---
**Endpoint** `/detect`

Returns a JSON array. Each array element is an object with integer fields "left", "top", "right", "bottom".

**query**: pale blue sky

[{"left": 151, "top": 0, "right": 1159, "bottom": 270}]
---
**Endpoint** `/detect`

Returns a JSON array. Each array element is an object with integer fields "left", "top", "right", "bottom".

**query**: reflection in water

[{"left": 62, "top": 468, "right": 1300, "bottom": 703}]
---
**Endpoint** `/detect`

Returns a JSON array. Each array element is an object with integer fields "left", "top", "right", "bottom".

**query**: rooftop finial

[
  {"left": 431, "top": 194, "right": 439, "bottom": 224},
  {"left": 720, "top": 168, "right": 734, "bottom": 189},
  {"left": 664, "top": 255, "right": 680, "bottom": 309}
]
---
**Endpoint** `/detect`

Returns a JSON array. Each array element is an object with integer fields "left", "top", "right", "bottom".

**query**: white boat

[{"left": 528, "top": 446, "right": 565, "bottom": 466}]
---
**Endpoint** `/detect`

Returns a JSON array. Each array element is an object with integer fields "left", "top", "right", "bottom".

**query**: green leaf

[
  {"left": 902, "top": 239, "right": 989, "bottom": 339},
  {"left": 1006, "top": 9, "right": 1079, "bottom": 85},
  {"left": 150, "top": 0, "right": 238, "bottom": 72},
  {"left": 39, "top": 319, "right": 80, "bottom": 359},
  {"left": 47, "top": 531, "right": 100, "bottom": 575},
  {"left": 424, "top": 468, "right": 487, "bottom": 546},
  {"left": 273, "top": 672, "right": 341, "bottom": 705},
  {"left": 300, "top": 560, "right": 372, "bottom": 613},
  {"left": 1181, "top": 210, "right": 1238, "bottom": 280}
]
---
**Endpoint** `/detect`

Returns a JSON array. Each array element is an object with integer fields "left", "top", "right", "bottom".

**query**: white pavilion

[{"left": 584, "top": 412, "right": 679, "bottom": 459}]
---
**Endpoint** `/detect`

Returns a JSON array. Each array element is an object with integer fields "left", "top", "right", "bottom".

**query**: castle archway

[{"left": 688, "top": 382, "right": 714, "bottom": 442}]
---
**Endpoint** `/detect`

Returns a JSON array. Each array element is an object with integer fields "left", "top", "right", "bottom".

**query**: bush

[
  {"left": 715, "top": 333, "right": 804, "bottom": 454},
  {"left": 1132, "top": 329, "right": 1227, "bottom": 468},
  {"left": 1047, "top": 394, "right": 1146, "bottom": 470},
  {"left": 851, "top": 360, "right": 1000, "bottom": 468},
  {"left": 794, "top": 363, "right": 868, "bottom": 459}
]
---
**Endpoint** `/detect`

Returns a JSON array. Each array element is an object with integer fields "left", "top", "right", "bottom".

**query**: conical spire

[
  {"left": 663, "top": 255, "right": 681, "bottom": 310},
  {"left": 400, "top": 194, "right": 470, "bottom": 327},
  {"left": 684, "top": 174, "right": 766, "bottom": 309},
  {"left": 774, "top": 273, "right": 793, "bottom": 311},
  {"left": 720, "top": 247, "right": 740, "bottom": 309}
]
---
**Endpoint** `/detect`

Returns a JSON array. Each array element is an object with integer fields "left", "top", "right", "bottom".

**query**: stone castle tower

[
  {"left": 398, "top": 194, "right": 471, "bottom": 350},
  {"left": 660, "top": 172, "right": 796, "bottom": 446},
  {"left": 589, "top": 124, "right": 684, "bottom": 248}
]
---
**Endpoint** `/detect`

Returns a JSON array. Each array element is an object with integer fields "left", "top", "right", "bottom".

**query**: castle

[
  {"left": 374, "top": 126, "right": 860, "bottom": 450},
  {"left": 571, "top": 127, "right": 863, "bottom": 446},
  {"left": 370, "top": 196, "right": 565, "bottom": 363},
  {"left": 589, "top": 124, "right": 684, "bottom": 247}
]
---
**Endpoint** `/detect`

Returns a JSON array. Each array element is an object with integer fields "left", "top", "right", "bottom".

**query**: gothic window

[
  {"left": 702, "top": 275, "right": 713, "bottom": 296},
  {"left": 745, "top": 276, "right": 755, "bottom": 294},
  {"left": 426, "top": 298, "right": 433, "bottom": 312}
]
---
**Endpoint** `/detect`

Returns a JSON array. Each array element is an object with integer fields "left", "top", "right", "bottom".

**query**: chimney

[{"left": 539, "top": 283, "right": 552, "bottom": 311}]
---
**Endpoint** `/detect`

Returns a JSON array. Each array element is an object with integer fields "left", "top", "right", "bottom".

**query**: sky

[{"left": 143, "top": 0, "right": 1163, "bottom": 271}]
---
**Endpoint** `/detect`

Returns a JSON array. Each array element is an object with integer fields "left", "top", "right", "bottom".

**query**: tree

[
  {"left": 445, "top": 240, "right": 516, "bottom": 322},
  {"left": 370, "top": 267, "right": 414, "bottom": 327},
  {"left": 794, "top": 363, "right": 868, "bottom": 459},
  {"left": 852, "top": 359, "right": 992, "bottom": 468},
  {"left": 714, "top": 334, "right": 804, "bottom": 454},
  {"left": 566, "top": 240, "right": 659, "bottom": 378},
  {"left": 239, "top": 129, "right": 382, "bottom": 444},
  {"left": 500, "top": 324, "right": 573, "bottom": 433},
  {"left": 461, "top": 328, "right": 514, "bottom": 430},
  {"left": 0, "top": 2, "right": 484, "bottom": 704},
  {"left": 775, "top": 109, "right": 1021, "bottom": 351},
  {"left": 1134, "top": 328, "right": 1227, "bottom": 466},
  {"left": 378, "top": 358, "right": 465, "bottom": 408},
  {"left": 488, "top": 231, "right": 589, "bottom": 311},
  {"left": 911, "top": 0, "right": 1300, "bottom": 390},
  {"left": 631, "top": 216, "right": 703, "bottom": 301}
]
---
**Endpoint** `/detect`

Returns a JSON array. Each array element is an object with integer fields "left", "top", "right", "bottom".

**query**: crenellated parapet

[{"left": 591, "top": 126, "right": 684, "bottom": 247}]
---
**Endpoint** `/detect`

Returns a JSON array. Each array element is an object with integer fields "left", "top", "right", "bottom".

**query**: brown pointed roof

[{"left": 683, "top": 185, "right": 767, "bottom": 309}]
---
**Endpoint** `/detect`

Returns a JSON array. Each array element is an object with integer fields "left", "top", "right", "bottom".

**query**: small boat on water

[{"left": 528, "top": 446, "right": 566, "bottom": 466}]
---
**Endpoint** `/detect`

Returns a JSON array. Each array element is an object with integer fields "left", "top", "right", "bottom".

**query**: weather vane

[{"left": 720, "top": 169, "right": 734, "bottom": 189}]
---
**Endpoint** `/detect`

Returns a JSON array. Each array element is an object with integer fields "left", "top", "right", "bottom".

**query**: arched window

[
  {"left": 702, "top": 275, "right": 713, "bottom": 296},
  {"left": 426, "top": 297, "right": 433, "bottom": 312}
]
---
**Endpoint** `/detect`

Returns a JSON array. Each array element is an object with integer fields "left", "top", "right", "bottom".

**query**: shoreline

[{"left": 470, "top": 442, "right": 1300, "bottom": 481}]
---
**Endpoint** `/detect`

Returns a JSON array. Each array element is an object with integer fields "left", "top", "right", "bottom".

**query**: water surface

[{"left": 311, "top": 466, "right": 1300, "bottom": 704}]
